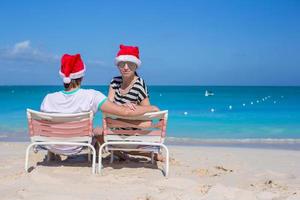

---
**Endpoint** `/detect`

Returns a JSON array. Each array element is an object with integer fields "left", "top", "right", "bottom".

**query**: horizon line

[{"left": 1, "top": 84, "right": 300, "bottom": 87}]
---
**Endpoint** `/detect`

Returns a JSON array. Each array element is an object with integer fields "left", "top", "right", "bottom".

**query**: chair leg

[
  {"left": 98, "top": 142, "right": 169, "bottom": 177},
  {"left": 25, "top": 142, "right": 96, "bottom": 174},
  {"left": 92, "top": 148, "right": 96, "bottom": 174},
  {"left": 98, "top": 143, "right": 107, "bottom": 175},
  {"left": 86, "top": 144, "right": 96, "bottom": 174},
  {"left": 25, "top": 143, "right": 36, "bottom": 172},
  {"left": 160, "top": 144, "right": 169, "bottom": 177},
  {"left": 25, "top": 147, "right": 30, "bottom": 172},
  {"left": 110, "top": 151, "right": 114, "bottom": 163}
]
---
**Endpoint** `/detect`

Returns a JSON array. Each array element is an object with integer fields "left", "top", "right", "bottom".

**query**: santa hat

[
  {"left": 115, "top": 44, "right": 141, "bottom": 67},
  {"left": 59, "top": 54, "right": 85, "bottom": 83}
]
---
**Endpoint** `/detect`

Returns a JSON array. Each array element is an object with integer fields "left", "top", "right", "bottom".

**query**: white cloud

[
  {"left": 12, "top": 40, "right": 31, "bottom": 54},
  {"left": 0, "top": 40, "right": 59, "bottom": 63},
  {"left": 0, "top": 40, "right": 107, "bottom": 67}
]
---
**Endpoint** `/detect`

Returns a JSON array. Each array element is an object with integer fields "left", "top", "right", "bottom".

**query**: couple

[{"left": 41, "top": 44, "right": 161, "bottom": 161}]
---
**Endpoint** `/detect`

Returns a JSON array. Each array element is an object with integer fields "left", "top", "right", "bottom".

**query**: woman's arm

[
  {"left": 140, "top": 97, "right": 150, "bottom": 106},
  {"left": 108, "top": 85, "right": 115, "bottom": 102},
  {"left": 100, "top": 100, "right": 159, "bottom": 117}
]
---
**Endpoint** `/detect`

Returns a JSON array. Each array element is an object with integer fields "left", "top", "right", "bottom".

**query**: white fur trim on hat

[
  {"left": 115, "top": 55, "right": 141, "bottom": 67},
  {"left": 69, "top": 68, "right": 86, "bottom": 79},
  {"left": 59, "top": 65, "right": 86, "bottom": 83}
]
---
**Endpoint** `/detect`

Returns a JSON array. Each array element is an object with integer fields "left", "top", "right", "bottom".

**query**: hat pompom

[{"left": 63, "top": 77, "right": 71, "bottom": 84}]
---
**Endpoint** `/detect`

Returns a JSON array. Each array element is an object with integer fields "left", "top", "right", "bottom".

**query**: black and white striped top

[{"left": 110, "top": 76, "right": 149, "bottom": 105}]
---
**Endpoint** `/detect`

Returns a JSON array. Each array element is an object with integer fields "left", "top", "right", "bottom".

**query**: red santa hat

[
  {"left": 59, "top": 54, "right": 85, "bottom": 83},
  {"left": 115, "top": 44, "right": 141, "bottom": 67}
]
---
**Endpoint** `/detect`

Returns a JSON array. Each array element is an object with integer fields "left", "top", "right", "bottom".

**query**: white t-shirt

[
  {"left": 41, "top": 88, "right": 107, "bottom": 114},
  {"left": 39, "top": 88, "right": 107, "bottom": 155}
]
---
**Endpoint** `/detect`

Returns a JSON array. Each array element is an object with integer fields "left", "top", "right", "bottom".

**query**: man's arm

[{"left": 99, "top": 100, "right": 159, "bottom": 116}]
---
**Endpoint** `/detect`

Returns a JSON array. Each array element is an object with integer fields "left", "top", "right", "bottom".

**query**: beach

[
  {"left": 1, "top": 0, "right": 300, "bottom": 199},
  {"left": 1, "top": 142, "right": 299, "bottom": 200}
]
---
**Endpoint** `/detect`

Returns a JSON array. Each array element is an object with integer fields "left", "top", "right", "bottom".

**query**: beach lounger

[
  {"left": 98, "top": 110, "right": 169, "bottom": 177},
  {"left": 25, "top": 109, "right": 96, "bottom": 174}
]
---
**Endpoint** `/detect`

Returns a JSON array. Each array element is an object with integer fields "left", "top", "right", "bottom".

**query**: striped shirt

[
  {"left": 109, "top": 76, "right": 158, "bottom": 151},
  {"left": 110, "top": 76, "right": 149, "bottom": 105}
]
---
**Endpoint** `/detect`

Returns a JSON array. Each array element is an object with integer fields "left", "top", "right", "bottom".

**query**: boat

[{"left": 205, "top": 90, "right": 214, "bottom": 97}]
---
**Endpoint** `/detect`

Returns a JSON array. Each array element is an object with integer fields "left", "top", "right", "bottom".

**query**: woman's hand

[{"left": 150, "top": 106, "right": 160, "bottom": 112}]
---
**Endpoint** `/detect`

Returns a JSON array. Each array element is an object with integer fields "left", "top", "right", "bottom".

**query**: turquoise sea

[{"left": 1, "top": 86, "right": 300, "bottom": 148}]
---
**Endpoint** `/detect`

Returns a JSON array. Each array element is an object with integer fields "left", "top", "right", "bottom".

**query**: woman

[
  {"left": 108, "top": 44, "right": 149, "bottom": 109},
  {"left": 108, "top": 44, "right": 163, "bottom": 161}
]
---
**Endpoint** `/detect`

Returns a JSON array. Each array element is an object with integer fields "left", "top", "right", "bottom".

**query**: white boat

[{"left": 205, "top": 90, "right": 214, "bottom": 97}]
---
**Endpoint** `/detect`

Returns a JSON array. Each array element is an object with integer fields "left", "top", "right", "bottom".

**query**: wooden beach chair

[
  {"left": 25, "top": 109, "right": 96, "bottom": 174},
  {"left": 98, "top": 110, "right": 169, "bottom": 177}
]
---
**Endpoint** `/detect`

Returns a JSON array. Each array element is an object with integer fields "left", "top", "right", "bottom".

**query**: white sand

[{"left": 0, "top": 142, "right": 299, "bottom": 200}]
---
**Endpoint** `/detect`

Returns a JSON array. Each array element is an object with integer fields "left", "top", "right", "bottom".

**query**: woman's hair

[
  {"left": 133, "top": 63, "right": 139, "bottom": 76},
  {"left": 64, "top": 77, "right": 83, "bottom": 90}
]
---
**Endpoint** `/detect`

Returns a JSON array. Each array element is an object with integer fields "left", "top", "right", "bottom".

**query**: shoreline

[
  {"left": 166, "top": 137, "right": 300, "bottom": 151},
  {"left": 1, "top": 135, "right": 300, "bottom": 151}
]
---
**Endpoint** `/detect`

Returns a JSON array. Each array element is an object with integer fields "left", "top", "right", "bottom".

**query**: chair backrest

[
  {"left": 27, "top": 109, "right": 94, "bottom": 138},
  {"left": 102, "top": 110, "right": 168, "bottom": 143}
]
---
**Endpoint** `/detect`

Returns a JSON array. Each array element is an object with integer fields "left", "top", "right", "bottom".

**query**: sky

[{"left": 0, "top": 0, "right": 299, "bottom": 86}]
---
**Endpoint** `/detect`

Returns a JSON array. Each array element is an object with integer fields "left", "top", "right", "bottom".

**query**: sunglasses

[{"left": 118, "top": 62, "right": 137, "bottom": 70}]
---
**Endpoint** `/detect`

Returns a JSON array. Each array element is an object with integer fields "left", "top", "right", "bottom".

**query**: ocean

[{"left": 1, "top": 86, "right": 300, "bottom": 148}]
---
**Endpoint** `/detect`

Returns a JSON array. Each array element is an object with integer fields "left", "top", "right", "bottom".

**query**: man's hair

[{"left": 64, "top": 77, "right": 83, "bottom": 90}]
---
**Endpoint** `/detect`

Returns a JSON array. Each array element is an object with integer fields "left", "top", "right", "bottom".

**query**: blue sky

[{"left": 0, "top": 0, "right": 299, "bottom": 85}]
